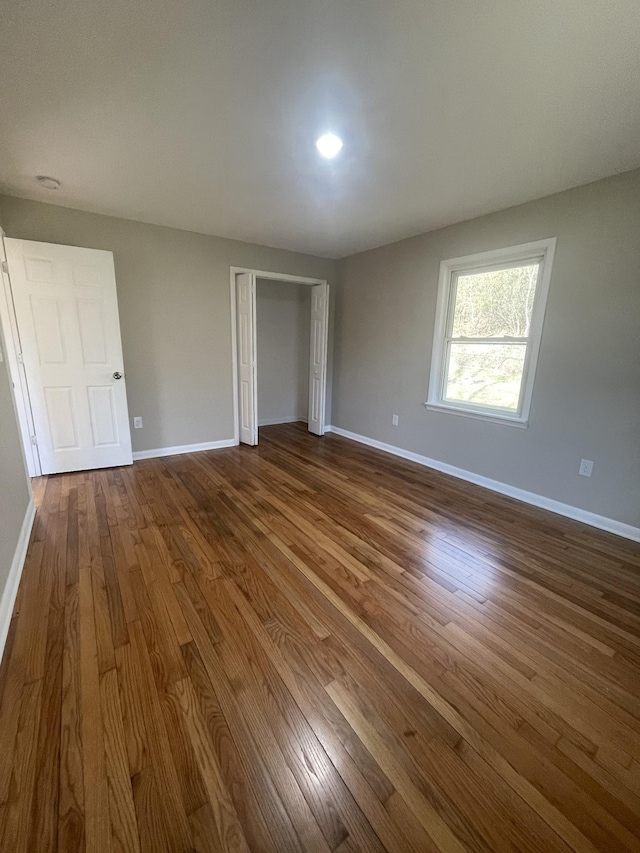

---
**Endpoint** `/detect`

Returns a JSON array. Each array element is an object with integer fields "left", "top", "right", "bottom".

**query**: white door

[
  {"left": 236, "top": 272, "right": 257, "bottom": 445},
  {"left": 0, "top": 232, "right": 39, "bottom": 476},
  {"left": 4, "top": 239, "right": 133, "bottom": 474},
  {"left": 308, "top": 283, "right": 329, "bottom": 436}
]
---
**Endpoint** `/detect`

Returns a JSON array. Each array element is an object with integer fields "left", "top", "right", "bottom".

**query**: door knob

[{"left": 113, "top": 371, "right": 123, "bottom": 380}]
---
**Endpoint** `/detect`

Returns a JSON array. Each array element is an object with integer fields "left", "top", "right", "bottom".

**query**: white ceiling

[{"left": 1, "top": 1, "right": 639, "bottom": 258}]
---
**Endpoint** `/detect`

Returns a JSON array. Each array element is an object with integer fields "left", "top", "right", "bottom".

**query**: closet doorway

[{"left": 230, "top": 268, "right": 329, "bottom": 446}]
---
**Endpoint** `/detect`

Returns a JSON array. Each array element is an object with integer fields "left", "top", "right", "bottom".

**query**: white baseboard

[
  {"left": 258, "top": 416, "right": 308, "bottom": 427},
  {"left": 132, "top": 438, "right": 237, "bottom": 461},
  {"left": 326, "top": 426, "right": 640, "bottom": 543},
  {"left": 0, "top": 498, "right": 36, "bottom": 662}
]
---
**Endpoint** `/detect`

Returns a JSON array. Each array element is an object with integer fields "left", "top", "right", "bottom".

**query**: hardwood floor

[{"left": 1, "top": 422, "right": 640, "bottom": 852}]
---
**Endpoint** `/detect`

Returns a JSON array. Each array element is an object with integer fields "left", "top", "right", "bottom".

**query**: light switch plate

[{"left": 579, "top": 459, "right": 594, "bottom": 477}]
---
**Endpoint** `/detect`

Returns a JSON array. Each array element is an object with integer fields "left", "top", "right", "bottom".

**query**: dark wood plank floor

[{"left": 1, "top": 422, "right": 640, "bottom": 852}]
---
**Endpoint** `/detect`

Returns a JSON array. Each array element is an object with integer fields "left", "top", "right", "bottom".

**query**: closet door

[
  {"left": 236, "top": 272, "right": 258, "bottom": 445},
  {"left": 308, "top": 283, "right": 329, "bottom": 436}
]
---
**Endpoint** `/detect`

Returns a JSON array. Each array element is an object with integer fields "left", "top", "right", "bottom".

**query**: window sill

[{"left": 424, "top": 402, "right": 529, "bottom": 428}]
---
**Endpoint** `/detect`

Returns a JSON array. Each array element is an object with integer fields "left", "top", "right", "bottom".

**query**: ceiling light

[
  {"left": 36, "top": 175, "right": 61, "bottom": 190},
  {"left": 316, "top": 133, "right": 343, "bottom": 159}
]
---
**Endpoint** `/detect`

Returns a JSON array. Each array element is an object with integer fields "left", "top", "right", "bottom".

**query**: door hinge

[
  {"left": 30, "top": 435, "right": 38, "bottom": 445},
  {"left": 1, "top": 261, "right": 8, "bottom": 274},
  {"left": 17, "top": 352, "right": 24, "bottom": 364}
]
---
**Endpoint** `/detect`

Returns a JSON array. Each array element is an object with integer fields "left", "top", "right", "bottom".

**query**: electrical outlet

[
  {"left": 133, "top": 416, "right": 143, "bottom": 429},
  {"left": 392, "top": 414, "right": 399, "bottom": 426},
  {"left": 579, "top": 459, "right": 594, "bottom": 477}
]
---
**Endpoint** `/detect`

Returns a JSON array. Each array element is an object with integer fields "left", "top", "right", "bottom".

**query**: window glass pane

[
  {"left": 444, "top": 343, "right": 526, "bottom": 412},
  {"left": 451, "top": 263, "right": 540, "bottom": 338}
]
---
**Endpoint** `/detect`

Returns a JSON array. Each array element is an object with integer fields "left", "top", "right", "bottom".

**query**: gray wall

[
  {"left": 257, "top": 279, "right": 310, "bottom": 426},
  {"left": 0, "top": 328, "right": 31, "bottom": 596},
  {"left": 333, "top": 169, "right": 640, "bottom": 527},
  {"left": 0, "top": 195, "right": 335, "bottom": 453}
]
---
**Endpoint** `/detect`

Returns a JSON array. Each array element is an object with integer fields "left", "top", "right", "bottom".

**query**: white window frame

[{"left": 426, "top": 238, "right": 556, "bottom": 427}]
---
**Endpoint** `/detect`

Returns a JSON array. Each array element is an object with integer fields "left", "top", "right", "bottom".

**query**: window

[{"left": 427, "top": 239, "right": 556, "bottom": 426}]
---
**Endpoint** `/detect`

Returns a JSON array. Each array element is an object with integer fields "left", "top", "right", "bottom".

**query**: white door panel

[
  {"left": 308, "top": 283, "right": 329, "bottom": 436},
  {"left": 236, "top": 272, "right": 257, "bottom": 445},
  {"left": 4, "top": 238, "right": 132, "bottom": 473},
  {"left": 77, "top": 297, "right": 109, "bottom": 364},
  {"left": 88, "top": 385, "right": 120, "bottom": 447},
  {"left": 44, "top": 386, "right": 79, "bottom": 449}
]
